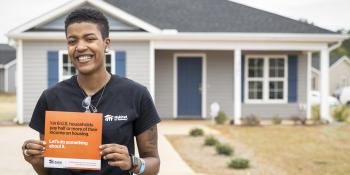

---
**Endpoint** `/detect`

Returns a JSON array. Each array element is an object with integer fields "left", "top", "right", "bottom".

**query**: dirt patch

[{"left": 167, "top": 134, "right": 287, "bottom": 175}]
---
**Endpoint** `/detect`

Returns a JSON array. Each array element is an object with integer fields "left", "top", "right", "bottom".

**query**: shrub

[
  {"left": 241, "top": 114, "right": 260, "bottom": 126},
  {"left": 311, "top": 105, "right": 321, "bottom": 124},
  {"left": 189, "top": 128, "right": 204, "bottom": 137},
  {"left": 228, "top": 158, "right": 250, "bottom": 169},
  {"left": 272, "top": 115, "right": 282, "bottom": 125},
  {"left": 215, "top": 143, "right": 233, "bottom": 156},
  {"left": 215, "top": 111, "right": 228, "bottom": 124},
  {"left": 204, "top": 136, "right": 219, "bottom": 146},
  {"left": 333, "top": 105, "right": 349, "bottom": 122}
]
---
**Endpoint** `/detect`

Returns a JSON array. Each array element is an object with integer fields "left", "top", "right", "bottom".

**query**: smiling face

[{"left": 66, "top": 22, "right": 110, "bottom": 76}]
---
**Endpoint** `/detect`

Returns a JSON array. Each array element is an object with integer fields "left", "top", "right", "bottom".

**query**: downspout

[{"left": 328, "top": 41, "right": 342, "bottom": 51}]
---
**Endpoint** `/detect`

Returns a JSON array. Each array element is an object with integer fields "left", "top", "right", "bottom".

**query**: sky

[{"left": 0, "top": 0, "right": 349, "bottom": 43}]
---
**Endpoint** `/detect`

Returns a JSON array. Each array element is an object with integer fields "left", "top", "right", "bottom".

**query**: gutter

[
  {"left": 329, "top": 34, "right": 350, "bottom": 51},
  {"left": 7, "top": 32, "right": 349, "bottom": 43},
  {"left": 328, "top": 41, "right": 342, "bottom": 51}
]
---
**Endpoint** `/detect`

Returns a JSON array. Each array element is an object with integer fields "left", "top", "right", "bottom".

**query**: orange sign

[{"left": 44, "top": 111, "right": 102, "bottom": 170}]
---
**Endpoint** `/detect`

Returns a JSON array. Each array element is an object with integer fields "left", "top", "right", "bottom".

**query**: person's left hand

[{"left": 99, "top": 144, "right": 132, "bottom": 170}]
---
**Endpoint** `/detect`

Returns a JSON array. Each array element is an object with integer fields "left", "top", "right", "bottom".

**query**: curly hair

[{"left": 64, "top": 7, "right": 109, "bottom": 39}]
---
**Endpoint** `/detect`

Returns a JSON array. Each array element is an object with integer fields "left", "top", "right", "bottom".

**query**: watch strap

[{"left": 137, "top": 158, "right": 145, "bottom": 175}]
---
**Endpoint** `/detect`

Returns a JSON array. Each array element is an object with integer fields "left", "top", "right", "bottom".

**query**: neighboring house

[
  {"left": 312, "top": 56, "right": 350, "bottom": 94},
  {"left": 0, "top": 44, "right": 16, "bottom": 93},
  {"left": 6, "top": 0, "right": 348, "bottom": 124}
]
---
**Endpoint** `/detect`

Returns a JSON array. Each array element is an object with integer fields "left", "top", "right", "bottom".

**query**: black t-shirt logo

[{"left": 104, "top": 114, "right": 128, "bottom": 122}]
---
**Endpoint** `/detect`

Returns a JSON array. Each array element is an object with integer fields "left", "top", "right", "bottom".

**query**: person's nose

[{"left": 75, "top": 42, "right": 87, "bottom": 52}]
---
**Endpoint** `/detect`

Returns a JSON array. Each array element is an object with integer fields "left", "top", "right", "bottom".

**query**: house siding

[
  {"left": 155, "top": 50, "right": 234, "bottom": 119},
  {"left": 242, "top": 52, "right": 307, "bottom": 119},
  {"left": 0, "top": 69, "right": 4, "bottom": 91},
  {"left": 206, "top": 51, "right": 234, "bottom": 117},
  {"left": 109, "top": 41, "right": 150, "bottom": 88},
  {"left": 155, "top": 51, "right": 174, "bottom": 118},
  {"left": 22, "top": 41, "right": 66, "bottom": 122},
  {"left": 22, "top": 40, "right": 150, "bottom": 122},
  {"left": 330, "top": 61, "right": 350, "bottom": 94},
  {"left": 312, "top": 71, "right": 319, "bottom": 91},
  {"left": 7, "top": 63, "right": 16, "bottom": 92}
]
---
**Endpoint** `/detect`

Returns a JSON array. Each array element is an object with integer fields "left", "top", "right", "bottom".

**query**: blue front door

[{"left": 177, "top": 57, "right": 202, "bottom": 118}]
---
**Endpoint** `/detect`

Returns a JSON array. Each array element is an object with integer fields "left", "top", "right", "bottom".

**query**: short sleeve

[
  {"left": 29, "top": 91, "right": 48, "bottom": 134},
  {"left": 133, "top": 87, "right": 161, "bottom": 136}
]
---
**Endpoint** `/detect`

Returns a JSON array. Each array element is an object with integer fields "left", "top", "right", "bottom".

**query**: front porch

[{"left": 151, "top": 41, "right": 332, "bottom": 124}]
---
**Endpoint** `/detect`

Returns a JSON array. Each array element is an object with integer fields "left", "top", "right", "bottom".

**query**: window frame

[
  {"left": 58, "top": 50, "right": 115, "bottom": 81},
  {"left": 244, "top": 54, "right": 288, "bottom": 104}
]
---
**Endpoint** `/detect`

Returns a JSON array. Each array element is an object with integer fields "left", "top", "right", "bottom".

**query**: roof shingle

[
  {"left": 0, "top": 44, "right": 16, "bottom": 65},
  {"left": 104, "top": 0, "right": 334, "bottom": 33}
]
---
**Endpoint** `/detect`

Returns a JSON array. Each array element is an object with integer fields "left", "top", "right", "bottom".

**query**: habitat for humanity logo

[{"left": 104, "top": 114, "right": 128, "bottom": 122}]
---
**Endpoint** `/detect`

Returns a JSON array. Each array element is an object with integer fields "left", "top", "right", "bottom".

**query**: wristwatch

[
  {"left": 138, "top": 158, "right": 145, "bottom": 175},
  {"left": 129, "top": 154, "right": 138, "bottom": 174}
]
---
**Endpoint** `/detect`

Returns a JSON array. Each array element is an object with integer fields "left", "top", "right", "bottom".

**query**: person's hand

[
  {"left": 100, "top": 144, "right": 132, "bottom": 170},
  {"left": 22, "top": 140, "right": 46, "bottom": 166}
]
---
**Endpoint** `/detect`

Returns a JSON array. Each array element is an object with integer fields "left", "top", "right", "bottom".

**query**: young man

[{"left": 21, "top": 8, "right": 161, "bottom": 175}]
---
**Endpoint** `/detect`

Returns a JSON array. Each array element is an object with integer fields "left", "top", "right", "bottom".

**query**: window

[
  {"left": 245, "top": 55, "right": 288, "bottom": 103},
  {"left": 59, "top": 50, "right": 115, "bottom": 81}
]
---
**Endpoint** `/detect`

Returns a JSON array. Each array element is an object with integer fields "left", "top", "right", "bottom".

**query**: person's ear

[{"left": 104, "top": 38, "right": 110, "bottom": 53}]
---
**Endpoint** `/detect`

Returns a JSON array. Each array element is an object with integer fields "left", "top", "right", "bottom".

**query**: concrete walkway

[{"left": 0, "top": 121, "right": 216, "bottom": 175}]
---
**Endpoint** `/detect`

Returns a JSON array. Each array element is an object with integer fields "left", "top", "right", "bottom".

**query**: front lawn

[
  {"left": 167, "top": 123, "right": 350, "bottom": 175},
  {"left": 0, "top": 93, "right": 16, "bottom": 121}
]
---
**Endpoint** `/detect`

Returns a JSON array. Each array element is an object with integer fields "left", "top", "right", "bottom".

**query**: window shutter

[
  {"left": 241, "top": 55, "right": 245, "bottom": 102},
  {"left": 115, "top": 51, "right": 126, "bottom": 77},
  {"left": 288, "top": 55, "right": 298, "bottom": 102},
  {"left": 47, "top": 51, "right": 59, "bottom": 87}
]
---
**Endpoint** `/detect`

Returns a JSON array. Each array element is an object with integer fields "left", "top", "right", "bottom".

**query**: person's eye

[
  {"left": 67, "top": 38, "right": 76, "bottom": 45},
  {"left": 87, "top": 37, "right": 96, "bottom": 42}
]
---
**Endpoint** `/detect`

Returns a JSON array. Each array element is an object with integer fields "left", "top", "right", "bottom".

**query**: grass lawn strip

[{"left": 211, "top": 124, "right": 350, "bottom": 175}]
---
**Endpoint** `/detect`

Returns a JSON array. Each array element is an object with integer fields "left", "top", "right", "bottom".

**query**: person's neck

[{"left": 77, "top": 70, "right": 111, "bottom": 96}]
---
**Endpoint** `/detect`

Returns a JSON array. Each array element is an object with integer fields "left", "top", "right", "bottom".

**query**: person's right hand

[{"left": 22, "top": 140, "right": 46, "bottom": 166}]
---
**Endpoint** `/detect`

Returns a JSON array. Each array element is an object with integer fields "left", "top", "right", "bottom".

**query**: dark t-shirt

[{"left": 29, "top": 75, "right": 161, "bottom": 175}]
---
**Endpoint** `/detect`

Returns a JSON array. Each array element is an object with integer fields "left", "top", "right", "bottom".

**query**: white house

[
  {"left": 6, "top": 0, "right": 349, "bottom": 124},
  {"left": 312, "top": 55, "right": 350, "bottom": 95}
]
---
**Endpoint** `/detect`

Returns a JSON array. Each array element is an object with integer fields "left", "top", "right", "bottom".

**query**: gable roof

[
  {"left": 0, "top": 44, "right": 16, "bottom": 65},
  {"left": 312, "top": 55, "right": 350, "bottom": 71},
  {"left": 7, "top": 0, "right": 348, "bottom": 43},
  {"left": 7, "top": 0, "right": 161, "bottom": 35},
  {"left": 105, "top": 0, "right": 334, "bottom": 33}
]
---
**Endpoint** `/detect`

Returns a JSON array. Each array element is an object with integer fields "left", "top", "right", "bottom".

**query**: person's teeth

[{"left": 78, "top": 55, "right": 92, "bottom": 62}]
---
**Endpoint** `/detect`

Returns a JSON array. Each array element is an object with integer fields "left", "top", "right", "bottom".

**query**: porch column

[
  {"left": 149, "top": 41, "right": 155, "bottom": 101},
  {"left": 320, "top": 48, "right": 332, "bottom": 122},
  {"left": 16, "top": 40, "right": 24, "bottom": 124},
  {"left": 234, "top": 49, "right": 242, "bottom": 125},
  {"left": 306, "top": 52, "right": 312, "bottom": 119}
]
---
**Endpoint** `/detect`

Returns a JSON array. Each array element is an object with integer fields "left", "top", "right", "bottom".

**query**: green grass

[{"left": 0, "top": 93, "right": 16, "bottom": 121}]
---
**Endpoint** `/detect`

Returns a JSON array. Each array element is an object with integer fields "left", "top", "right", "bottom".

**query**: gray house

[
  {"left": 0, "top": 44, "right": 16, "bottom": 93},
  {"left": 7, "top": 0, "right": 348, "bottom": 124}
]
